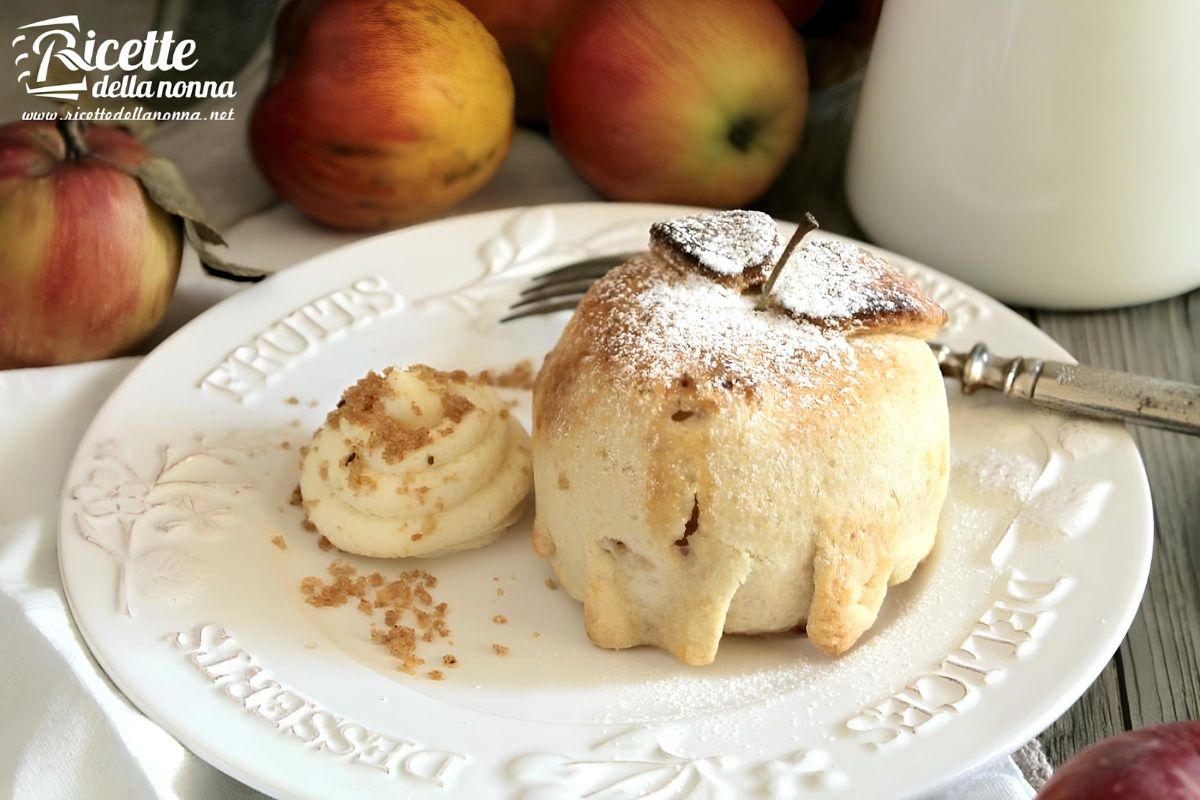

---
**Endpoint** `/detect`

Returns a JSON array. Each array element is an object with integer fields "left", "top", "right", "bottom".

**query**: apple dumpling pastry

[
  {"left": 301, "top": 366, "right": 531, "bottom": 558},
  {"left": 532, "top": 210, "right": 949, "bottom": 666}
]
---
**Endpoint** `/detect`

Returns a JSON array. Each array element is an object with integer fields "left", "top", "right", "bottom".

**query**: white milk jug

[{"left": 845, "top": 0, "right": 1200, "bottom": 308}]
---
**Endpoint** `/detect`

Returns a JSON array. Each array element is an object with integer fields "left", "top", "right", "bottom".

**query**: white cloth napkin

[{"left": 0, "top": 129, "right": 1040, "bottom": 800}]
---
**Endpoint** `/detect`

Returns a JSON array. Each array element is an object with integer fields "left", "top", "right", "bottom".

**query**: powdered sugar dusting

[
  {"left": 590, "top": 258, "right": 856, "bottom": 403},
  {"left": 770, "top": 239, "right": 911, "bottom": 323},
  {"left": 651, "top": 210, "right": 780, "bottom": 277}
]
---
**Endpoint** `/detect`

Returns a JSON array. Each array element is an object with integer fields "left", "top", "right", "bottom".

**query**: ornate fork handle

[{"left": 933, "top": 342, "right": 1200, "bottom": 435}]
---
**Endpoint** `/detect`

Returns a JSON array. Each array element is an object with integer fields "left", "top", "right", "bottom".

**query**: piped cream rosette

[{"left": 300, "top": 365, "right": 532, "bottom": 558}]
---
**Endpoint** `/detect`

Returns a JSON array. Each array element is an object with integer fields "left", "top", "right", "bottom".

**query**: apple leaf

[
  {"left": 183, "top": 220, "right": 271, "bottom": 282},
  {"left": 105, "top": 154, "right": 270, "bottom": 283},
  {"left": 135, "top": 159, "right": 270, "bottom": 282},
  {"left": 133, "top": 158, "right": 219, "bottom": 234}
]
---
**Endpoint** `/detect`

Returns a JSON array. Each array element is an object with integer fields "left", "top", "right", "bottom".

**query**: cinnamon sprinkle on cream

[{"left": 322, "top": 367, "right": 477, "bottom": 465}]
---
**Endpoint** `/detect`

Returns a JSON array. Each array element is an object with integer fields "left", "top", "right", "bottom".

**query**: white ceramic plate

[{"left": 59, "top": 203, "right": 1153, "bottom": 800}]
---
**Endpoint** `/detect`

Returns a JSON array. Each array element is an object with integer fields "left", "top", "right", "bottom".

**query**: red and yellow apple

[
  {"left": 546, "top": 0, "right": 808, "bottom": 207},
  {"left": 457, "top": 0, "right": 587, "bottom": 123},
  {"left": 772, "top": 0, "right": 826, "bottom": 29},
  {"left": 251, "top": 0, "right": 515, "bottom": 231},
  {"left": 1036, "top": 723, "right": 1200, "bottom": 800},
  {"left": 0, "top": 121, "right": 181, "bottom": 368}
]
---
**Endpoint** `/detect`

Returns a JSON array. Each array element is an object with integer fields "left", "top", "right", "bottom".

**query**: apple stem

[
  {"left": 756, "top": 212, "right": 819, "bottom": 311},
  {"left": 56, "top": 118, "right": 90, "bottom": 162}
]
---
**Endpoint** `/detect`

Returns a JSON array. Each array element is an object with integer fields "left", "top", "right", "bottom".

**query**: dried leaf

[
  {"left": 132, "top": 158, "right": 222, "bottom": 239},
  {"left": 96, "top": 152, "right": 270, "bottom": 283},
  {"left": 185, "top": 221, "right": 269, "bottom": 282}
]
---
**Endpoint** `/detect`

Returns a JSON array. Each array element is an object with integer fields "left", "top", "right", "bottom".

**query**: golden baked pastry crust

[{"left": 532, "top": 211, "right": 950, "bottom": 665}]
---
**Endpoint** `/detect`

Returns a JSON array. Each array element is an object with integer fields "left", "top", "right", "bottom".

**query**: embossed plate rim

[{"left": 57, "top": 202, "right": 1154, "bottom": 800}]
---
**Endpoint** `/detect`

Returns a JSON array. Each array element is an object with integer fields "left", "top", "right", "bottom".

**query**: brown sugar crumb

[
  {"left": 492, "top": 644, "right": 509, "bottom": 656},
  {"left": 442, "top": 654, "right": 458, "bottom": 667},
  {"left": 318, "top": 536, "right": 335, "bottom": 551},
  {"left": 544, "top": 578, "right": 558, "bottom": 591},
  {"left": 493, "top": 576, "right": 500, "bottom": 582},
  {"left": 492, "top": 615, "right": 508, "bottom": 624},
  {"left": 475, "top": 359, "right": 537, "bottom": 390},
  {"left": 285, "top": 396, "right": 300, "bottom": 405},
  {"left": 499, "top": 408, "right": 510, "bottom": 419},
  {"left": 426, "top": 670, "right": 445, "bottom": 681},
  {"left": 299, "top": 562, "right": 367, "bottom": 608},
  {"left": 302, "top": 519, "right": 318, "bottom": 533},
  {"left": 325, "top": 370, "right": 432, "bottom": 463},
  {"left": 440, "top": 393, "right": 475, "bottom": 425},
  {"left": 281, "top": 441, "right": 292, "bottom": 450},
  {"left": 496, "top": 587, "right": 505, "bottom": 597},
  {"left": 304, "top": 560, "right": 451, "bottom": 675},
  {"left": 323, "top": 366, "right": 482, "bottom": 467},
  {"left": 289, "top": 485, "right": 303, "bottom": 506},
  {"left": 532, "top": 631, "right": 541, "bottom": 639},
  {"left": 270, "top": 535, "right": 287, "bottom": 550},
  {"left": 410, "top": 533, "right": 423, "bottom": 542}
]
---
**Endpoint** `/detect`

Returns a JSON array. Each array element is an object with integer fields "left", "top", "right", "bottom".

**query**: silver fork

[{"left": 502, "top": 253, "right": 1200, "bottom": 436}]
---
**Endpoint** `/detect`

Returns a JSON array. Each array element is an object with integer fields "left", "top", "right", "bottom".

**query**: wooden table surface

[{"left": 762, "top": 85, "right": 1200, "bottom": 766}]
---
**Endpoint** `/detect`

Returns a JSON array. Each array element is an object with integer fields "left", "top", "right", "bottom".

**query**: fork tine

[
  {"left": 503, "top": 251, "right": 641, "bottom": 323},
  {"left": 517, "top": 278, "right": 598, "bottom": 303},
  {"left": 529, "top": 253, "right": 632, "bottom": 284},
  {"left": 525, "top": 268, "right": 613, "bottom": 293},
  {"left": 509, "top": 291, "right": 588, "bottom": 312},
  {"left": 500, "top": 298, "right": 581, "bottom": 323}
]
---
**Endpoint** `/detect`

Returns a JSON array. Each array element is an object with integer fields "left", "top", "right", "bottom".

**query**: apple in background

[
  {"left": 251, "top": 0, "right": 514, "bottom": 231},
  {"left": 0, "top": 121, "right": 181, "bottom": 368},
  {"left": 546, "top": 0, "right": 808, "bottom": 208},
  {"left": 772, "top": 0, "right": 826, "bottom": 28},
  {"left": 1037, "top": 722, "right": 1200, "bottom": 799},
  {"left": 457, "top": 0, "right": 586, "bottom": 123}
]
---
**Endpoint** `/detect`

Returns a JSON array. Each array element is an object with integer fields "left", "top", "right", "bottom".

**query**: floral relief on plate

[{"left": 72, "top": 430, "right": 280, "bottom": 616}]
